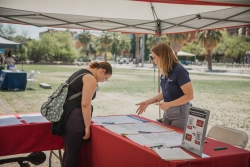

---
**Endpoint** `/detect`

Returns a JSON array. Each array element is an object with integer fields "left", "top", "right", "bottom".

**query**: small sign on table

[{"left": 181, "top": 107, "right": 210, "bottom": 157}]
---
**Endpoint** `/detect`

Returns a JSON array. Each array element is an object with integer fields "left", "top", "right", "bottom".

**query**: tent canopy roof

[
  {"left": 0, "top": 0, "right": 249, "bottom": 35},
  {"left": 177, "top": 51, "right": 195, "bottom": 56},
  {"left": 0, "top": 36, "right": 21, "bottom": 49}
]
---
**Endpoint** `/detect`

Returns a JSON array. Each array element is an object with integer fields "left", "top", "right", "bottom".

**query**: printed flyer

[{"left": 181, "top": 107, "right": 210, "bottom": 156}]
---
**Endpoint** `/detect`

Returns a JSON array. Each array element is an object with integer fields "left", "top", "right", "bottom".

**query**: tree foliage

[
  {"left": 98, "top": 32, "right": 113, "bottom": 61},
  {"left": 27, "top": 31, "right": 77, "bottom": 62},
  {"left": 78, "top": 30, "right": 91, "bottom": 56},
  {"left": 110, "top": 33, "right": 131, "bottom": 57},
  {"left": 182, "top": 41, "right": 206, "bottom": 59},
  {"left": 197, "top": 29, "right": 223, "bottom": 70},
  {"left": 146, "top": 35, "right": 167, "bottom": 50},
  {"left": 224, "top": 34, "right": 250, "bottom": 63},
  {"left": 0, "top": 24, "right": 17, "bottom": 40},
  {"left": 167, "top": 33, "right": 191, "bottom": 55}
]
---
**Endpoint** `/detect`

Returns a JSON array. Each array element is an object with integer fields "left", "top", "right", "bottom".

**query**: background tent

[
  {"left": 0, "top": 0, "right": 249, "bottom": 35},
  {"left": 177, "top": 51, "right": 196, "bottom": 65},
  {"left": 0, "top": 36, "right": 21, "bottom": 49},
  {"left": 177, "top": 51, "right": 195, "bottom": 57}
]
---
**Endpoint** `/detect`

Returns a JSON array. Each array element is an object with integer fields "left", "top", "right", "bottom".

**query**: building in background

[{"left": 226, "top": 26, "right": 250, "bottom": 36}]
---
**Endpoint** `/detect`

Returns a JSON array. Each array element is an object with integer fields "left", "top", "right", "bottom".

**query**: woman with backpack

[
  {"left": 135, "top": 42, "right": 194, "bottom": 130},
  {"left": 52, "top": 61, "right": 112, "bottom": 167}
]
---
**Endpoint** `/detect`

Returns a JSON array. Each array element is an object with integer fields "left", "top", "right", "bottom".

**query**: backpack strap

[
  {"left": 66, "top": 73, "right": 88, "bottom": 102},
  {"left": 68, "top": 73, "right": 87, "bottom": 85}
]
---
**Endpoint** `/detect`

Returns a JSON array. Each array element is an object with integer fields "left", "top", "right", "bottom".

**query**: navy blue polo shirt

[{"left": 160, "top": 63, "right": 190, "bottom": 102}]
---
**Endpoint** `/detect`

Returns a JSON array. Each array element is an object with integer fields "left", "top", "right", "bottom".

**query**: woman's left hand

[
  {"left": 83, "top": 127, "right": 91, "bottom": 140},
  {"left": 155, "top": 102, "right": 170, "bottom": 110}
]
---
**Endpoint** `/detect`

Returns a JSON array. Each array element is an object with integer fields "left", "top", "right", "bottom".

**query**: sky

[{"left": 2, "top": 23, "right": 84, "bottom": 39}]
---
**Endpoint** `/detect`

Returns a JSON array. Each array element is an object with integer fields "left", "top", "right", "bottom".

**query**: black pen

[
  {"left": 138, "top": 131, "right": 152, "bottom": 133},
  {"left": 102, "top": 122, "right": 115, "bottom": 124},
  {"left": 214, "top": 147, "right": 227, "bottom": 151},
  {"left": 150, "top": 145, "right": 164, "bottom": 148},
  {"left": 169, "top": 146, "right": 179, "bottom": 148}
]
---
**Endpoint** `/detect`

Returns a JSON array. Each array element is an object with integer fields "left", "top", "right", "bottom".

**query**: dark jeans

[{"left": 63, "top": 108, "right": 85, "bottom": 167}]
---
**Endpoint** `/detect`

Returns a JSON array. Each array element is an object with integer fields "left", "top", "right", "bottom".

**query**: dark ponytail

[{"left": 89, "top": 62, "right": 112, "bottom": 75}]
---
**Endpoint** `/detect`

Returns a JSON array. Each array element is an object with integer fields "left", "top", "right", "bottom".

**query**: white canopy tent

[
  {"left": 0, "top": 0, "right": 249, "bottom": 35},
  {"left": 0, "top": 36, "right": 21, "bottom": 49},
  {"left": 177, "top": 51, "right": 196, "bottom": 65},
  {"left": 177, "top": 51, "right": 195, "bottom": 57}
]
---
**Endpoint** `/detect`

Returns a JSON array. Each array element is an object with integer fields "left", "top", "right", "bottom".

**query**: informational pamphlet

[
  {"left": 104, "top": 122, "right": 172, "bottom": 135},
  {"left": 181, "top": 107, "right": 210, "bottom": 157},
  {"left": 92, "top": 115, "right": 146, "bottom": 125},
  {"left": 0, "top": 115, "right": 23, "bottom": 126},
  {"left": 152, "top": 146, "right": 196, "bottom": 160},
  {"left": 19, "top": 113, "right": 49, "bottom": 123},
  {"left": 126, "top": 131, "right": 183, "bottom": 147}
]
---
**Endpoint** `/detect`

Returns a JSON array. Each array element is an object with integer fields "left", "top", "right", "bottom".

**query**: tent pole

[{"left": 158, "top": 66, "right": 161, "bottom": 119}]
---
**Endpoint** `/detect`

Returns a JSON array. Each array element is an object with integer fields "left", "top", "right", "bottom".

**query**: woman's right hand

[{"left": 135, "top": 101, "right": 149, "bottom": 115}]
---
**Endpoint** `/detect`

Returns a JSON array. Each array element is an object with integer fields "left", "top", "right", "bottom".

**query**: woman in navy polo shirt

[{"left": 136, "top": 42, "right": 194, "bottom": 130}]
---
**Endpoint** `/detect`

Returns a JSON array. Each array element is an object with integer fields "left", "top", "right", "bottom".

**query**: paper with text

[
  {"left": 0, "top": 115, "right": 23, "bottom": 126},
  {"left": 92, "top": 115, "right": 144, "bottom": 125},
  {"left": 104, "top": 122, "right": 172, "bottom": 135},
  {"left": 126, "top": 131, "right": 183, "bottom": 147},
  {"left": 152, "top": 147, "right": 195, "bottom": 160},
  {"left": 20, "top": 113, "right": 49, "bottom": 123}
]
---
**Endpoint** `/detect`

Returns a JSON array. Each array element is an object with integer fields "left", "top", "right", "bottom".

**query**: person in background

[
  {"left": 51, "top": 61, "right": 112, "bottom": 167},
  {"left": 5, "top": 51, "right": 15, "bottom": 70},
  {"left": 13, "top": 55, "right": 19, "bottom": 64},
  {"left": 135, "top": 42, "right": 193, "bottom": 130},
  {"left": 0, "top": 54, "right": 4, "bottom": 65}
]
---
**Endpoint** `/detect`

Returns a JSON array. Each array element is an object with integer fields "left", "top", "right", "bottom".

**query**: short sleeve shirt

[{"left": 160, "top": 63, "right": 190, "bottom": 102}]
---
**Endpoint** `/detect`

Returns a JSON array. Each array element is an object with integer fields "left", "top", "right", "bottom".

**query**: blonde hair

[
  {"left": 151, "top": 42, "right": 179, "bottom": 76},
  {"left": 89, "top": 61, "right": 112, "bottom": 75}
]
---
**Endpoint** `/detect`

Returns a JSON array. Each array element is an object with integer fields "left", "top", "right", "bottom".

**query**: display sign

[{"left": 181, "top": 107, "right": 210, "bottom": 156}]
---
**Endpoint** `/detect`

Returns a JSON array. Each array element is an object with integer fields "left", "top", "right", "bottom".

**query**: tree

[
  {"left": 146, "top": 34, "right": 167, "bottom": 50},
  {"left": 16, "top": 45, "right": 28, "bottom": 62},
  {"left": 213, "top": 31, "right": 229, "bottom": 62},
  {"left": 167, "top": 32, "right": 190, "bottom": 55},
  {"left": 197, "top": 29, "right": 223, "bottom": 70},
  {"left": 130, "top": 34, "right": 136, "bottom": 59},
  {"left": 27, "top": 31, "right": 77, "bottom": 63},
  {"left": 27, "top": 39, "right": 44, "bottom": 62},
  {"left": 135, "top": 34, "right": 141, "bottom": 64},
  {"left": 224, "top": 34, "right": 250, "bottom": 63},
  {"left": 110, "top": 32, "right": 121, "bottom": 57},
  {"left": 0, "top": 23, "right": 17, "bottom": 39},
  {"left": 118, "top": 34, "right": 131, "bottom": 56},
  {"left": 52, "top": 31, "right": 77, "bottom": 62},
  {"left": 99, "top": 32, "right": 113, "bottom": 62},
  {"left": 182, "top": 41, "right": 206, "bottom": 57},
  {"left": 78, "top": 30, "right": 91, "bottom": 58},
  {"left": 4, "top": 24, "right": 16, "bottom": 40}
]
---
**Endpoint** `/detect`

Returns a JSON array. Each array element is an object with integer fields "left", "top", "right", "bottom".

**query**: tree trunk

[
  {"left": 104, "top": 48, "right": 107, "bottom": 62},
  {"left": 174, "top": 51, "right": 177, "bottom": 57},
  {"left": 135, "top": 34, "right": 141, "bottom": 65},
  {"left": 207, "top": 50, "right": 212, "bottom": 71},
  {"left": 237, "top": 55, "right": 241, "bottom": 64}
]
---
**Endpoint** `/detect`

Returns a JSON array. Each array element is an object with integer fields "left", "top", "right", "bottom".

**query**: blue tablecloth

[{"left": 0, "top": 70, "right": 27, "bottom": 90}]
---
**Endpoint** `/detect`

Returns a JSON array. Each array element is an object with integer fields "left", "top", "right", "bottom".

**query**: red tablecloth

[
  {"left": 78, "top": 115, "right": 250, "bottom": 167},
  {"left": 0, "top": 115, "right": 64, "bottom": 156}
]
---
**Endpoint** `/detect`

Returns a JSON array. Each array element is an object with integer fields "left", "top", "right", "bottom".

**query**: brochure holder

[{"left": 181, "top": 107, "right": 210, "bottom": 156}]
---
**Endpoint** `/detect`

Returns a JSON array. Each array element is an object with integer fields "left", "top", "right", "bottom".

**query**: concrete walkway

[{"left": 111, "top": 63, "right": 250, "bottom": 78}]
